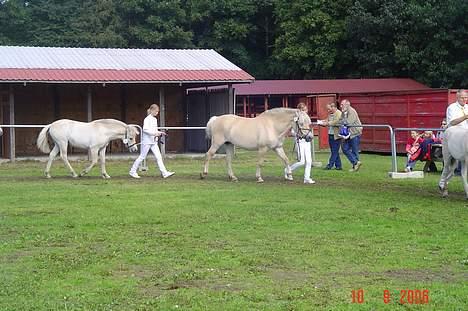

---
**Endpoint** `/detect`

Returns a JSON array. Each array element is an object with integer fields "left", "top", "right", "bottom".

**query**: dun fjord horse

[
  {"left": 438, "top": 125, "right": 468, "bottom": 199},
  {"left": 37, "top": 119, "right": 139, "bottom": 178},
  {"left": 201, "top": 108, "right": 311, "bottom": 182}
]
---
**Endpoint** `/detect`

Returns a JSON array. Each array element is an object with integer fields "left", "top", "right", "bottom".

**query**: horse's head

[
  {"left": 292, "top": 110, "right": 312, "bottom": 141},
  {"left": 123, "top": 125, "right": 139, "bottom": 152}
]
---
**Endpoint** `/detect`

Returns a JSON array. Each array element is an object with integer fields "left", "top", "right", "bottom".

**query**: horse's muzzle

[{"left": 129, "top": 145, "right": 138, "bottom": 153}]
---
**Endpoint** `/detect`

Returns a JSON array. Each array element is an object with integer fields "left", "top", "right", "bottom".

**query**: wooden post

[
  {"left": 243, "top": 96, "right": 247, "bottom": 117},
  {"left": 120, "top": 85, "right": 127, "bottom": 153},
  {"left": 9, "top": 85, "right": 15, "bottom": 162},
  {"left": 159, "top": 87, "right": 166, "bottom": 157},
  {"left": 86, "top": 86, "right": 93, "bottom": 160},
  {"left": 120, "top": 85, "right": 127, "bottom": 122},
  {"left": 87, "top": 86, "right": 92, "bottom": 122},
  {"left": 228, "top": 84, "right": 234, "bottom": 114}
]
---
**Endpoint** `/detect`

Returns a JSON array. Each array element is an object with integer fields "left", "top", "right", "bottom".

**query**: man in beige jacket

[
  {"left": 339, "top": 99, "right": 363, "bottom": 171},
  {"left": 319, "top": 102, "right": 343, "bottom": 170}
]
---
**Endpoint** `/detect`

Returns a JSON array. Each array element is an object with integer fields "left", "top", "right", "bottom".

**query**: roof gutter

[{"left": 0, "top": 79, "right": 255, "bottom": 84}]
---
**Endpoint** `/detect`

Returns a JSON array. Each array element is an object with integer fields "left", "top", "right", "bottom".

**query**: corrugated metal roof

[
  {"left": 0, "top": 46, "right": 254, "bottom": 83},
  {"left": 234, "top": 79, "right": 430, "bottom": 95}
]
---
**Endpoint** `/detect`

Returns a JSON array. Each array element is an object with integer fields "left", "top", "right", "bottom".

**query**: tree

[
  {"left": 187, "top": 0, "right": 258, "bottom": 72},
  {"left": 117, "top": 0, "right": 193, "bottom": 48},
  {"left": 0, "top": 0, "right": 32, "bottom": 45},
  {"left": 345, "top": 0, "right": 468, "bottom": 87},
  {"left": 71, "top": 0, "right": 127, "bottom": 48},
  {"left": 272, "top": 0, "right": 352, "bottom": 79}
]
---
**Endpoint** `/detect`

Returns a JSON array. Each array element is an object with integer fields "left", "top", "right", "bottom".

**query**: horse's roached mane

[
  {"left": 93, "top": 119, "right": 127, "bottom": 127},
  {"left": 260, "top": 107, "right": 297, "bottom": 116}
]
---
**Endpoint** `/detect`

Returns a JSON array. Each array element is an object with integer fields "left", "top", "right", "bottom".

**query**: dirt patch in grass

[
  {"left": 267, "top": 267, "right": 310, "bottom": 284},
  {"left": 140, "top": 279, "right": 244, "bottom": 298},
  {"left": 113, "top": 264, "right": 154, "bottom": 279},
  {"left": 382, "top": 268, "right": 467, "bottom": 283},
  {"left": 0, "top": 249, "right": 38, "bottom": 263},
  {"left": 332, "top": 268, "right": 467, "bottom": 283}
]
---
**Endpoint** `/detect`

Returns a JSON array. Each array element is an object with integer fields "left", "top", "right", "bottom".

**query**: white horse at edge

[
  {"left": 438, "top": 125, "right": 468, "bottom": 199},
  {"left": 37, "top": 119, "right": 139, "bottom": 179}
]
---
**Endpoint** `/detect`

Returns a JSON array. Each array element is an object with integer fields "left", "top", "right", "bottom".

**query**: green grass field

[{"left": 0, "top": 146, "right": 467, "bottom": 310}]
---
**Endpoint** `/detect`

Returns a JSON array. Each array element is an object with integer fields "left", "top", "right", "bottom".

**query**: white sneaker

[
  {"left": 304, "top": 179, "right": 316, "bottom": 184},
  {"left": 162, "top": 171, "right": 175, "bottom": 179},
  {"left": 129, "top": 171, "right": 140, "bottom": 179}
]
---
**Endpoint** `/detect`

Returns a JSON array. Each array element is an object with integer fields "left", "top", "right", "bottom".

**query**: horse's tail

[
  {"left": 205, "top": 116, "right": 218, "bottom": 140},
  {"left": 37, "top": 124, "right": 52, "bottom": 153}
]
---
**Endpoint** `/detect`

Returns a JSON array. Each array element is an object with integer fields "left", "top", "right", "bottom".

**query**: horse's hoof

[
  {"left": 71, "top": 174, "right": 78, "bottom": 178},
  {"left": 257, "top": 177, "right": 264, "bottom": 183},
  {"left": 45, "top": 174, "right": 51, "bottom": 179},
  {"left": 229, "top": 176, "right": 238, "bottom": 182},
  {"left": 200, "top": 173, "right": 207, "bottom": 179},
  {"left": 284, "top": 175, "right": 293, "bottom": 181},
  {"left": 102, "top": 174, "right": 111, "bottom": 179}
]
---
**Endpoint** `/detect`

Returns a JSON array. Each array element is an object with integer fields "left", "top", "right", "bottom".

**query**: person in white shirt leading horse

[
  {"left": 289, "top": 102, "right": 315, "bottom": 184},
  {"left": 129, "top": 104, "right": 175, "bottom": 179}
]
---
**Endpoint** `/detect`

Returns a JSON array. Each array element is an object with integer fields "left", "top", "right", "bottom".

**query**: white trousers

[
  {"left": 130, "top": 143, "right": 168, "bottom": 174},
  {"left": 290, "top": 139, "right": 312, "bottom": 180}
]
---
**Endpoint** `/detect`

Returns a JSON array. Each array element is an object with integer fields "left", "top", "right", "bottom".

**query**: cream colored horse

[
  {"left": 37, "top": 119, "right": 139, "bottom": 179},
  {"left": 201, "top": 108, "right": 311, "bottom": 182},
  {"left": 438, "top": 125, "right": 468, "bottom": 199}
]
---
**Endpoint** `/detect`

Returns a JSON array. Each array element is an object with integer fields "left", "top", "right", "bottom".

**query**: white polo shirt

[
  {"left": 446, "top": 101, "right": 468, "bottom": 129},
  {"left": 141, "top": 114, "right": 162, "bottom": 145}
]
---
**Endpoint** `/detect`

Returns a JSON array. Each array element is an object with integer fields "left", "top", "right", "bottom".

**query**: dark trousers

[
  {"left": 327, "top": 134, "right": 342, "bottom": 169},
  {"left": 342, "top": 135, "right": 361, "bottom": 166}
]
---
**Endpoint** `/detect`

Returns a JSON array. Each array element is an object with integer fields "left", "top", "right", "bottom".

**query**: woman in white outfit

[
  {"left": 129, "top": 104, "right": 175, "bottom": 179},
  {"left": 289, "top": 102, "right": 315, "bottom": 184}
]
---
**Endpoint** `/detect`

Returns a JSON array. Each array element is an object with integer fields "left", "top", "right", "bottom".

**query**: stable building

[{"left": 0, "top": 46, "right": 254, "bottom": 160}]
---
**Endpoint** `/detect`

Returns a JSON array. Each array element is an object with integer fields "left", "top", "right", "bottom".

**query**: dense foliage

[{"left": 1, "top": 0, "right": 466, "bottom": 87}]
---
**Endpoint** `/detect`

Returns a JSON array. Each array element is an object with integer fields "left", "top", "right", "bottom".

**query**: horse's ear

[
  {"left": 130, "top": 125, "right": 140, "bottom": 135},
  {"left": 293, "top": 110, "right": 300, "bottom": 122}
]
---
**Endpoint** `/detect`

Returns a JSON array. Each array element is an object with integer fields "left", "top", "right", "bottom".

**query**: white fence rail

[{"left": 0, "top": 124, "right": 446, "bottom": 174}]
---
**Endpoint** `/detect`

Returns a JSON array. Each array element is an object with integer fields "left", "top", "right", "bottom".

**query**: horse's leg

[
  {"left": 44, "top": 145, "right": 59, "bottom": 178},
  {"left": 462, "top": 159, "right": 468, "bottom": 200},
  {"left": 439, "top": 155, "right": 456, "bottom": 197},
  {"left": 79, "top": 148, "right": 99, "bottom": 177},
  {"left": 58, "top": 143, "right": 78, "bottom": 178},
  {"left": 201, "top": 143, "right": 221, "bottom": 179},
  {"left": 274, "top": 147, "right": 293, "bottom": 181},
  {"left": 99, "top": 146, "right": 111, "bottom": 179},
  {"left": 256, "top": 147, "right": 268, "bottom": 183},
  {"left": 225, "top": 143, "right": 237, "bottom": 181}
]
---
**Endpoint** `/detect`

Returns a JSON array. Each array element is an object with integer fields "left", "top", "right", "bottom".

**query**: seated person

[
  {"left": 419, "top": 131, "right": 441, "bottom": 172},
  {"left": 405, "top": 131, "right": 423, "bottom": 172}
]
